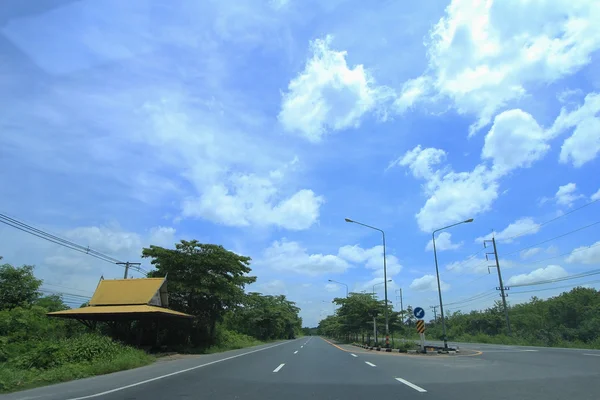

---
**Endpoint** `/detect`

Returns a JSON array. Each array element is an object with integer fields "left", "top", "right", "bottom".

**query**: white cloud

[
  {"left": 416, "top": 164, "right": 498, "bottom": 233},
  {"left": 507, "top": 265, "right": 568, "bottom": 286},
  {"left": 548, "top": 93, "right": 600, "bottom": 167},
  {"left": 394, "top": 77, "right": 430, "bottom": 113},
  {"left": 65, "top": 225, "right": 143, "bottom": 254},
  {"left": 261, "top": 239, "right": 350, "bottom": 276},
  {"left": 426, "top": 232, "right": 462, "bottom": 251},
  {"left": 252, "top": 279, "right": 288, "bottom": 295},
  {"left": 182, "top": 177, "right": 324, "bottom": 230},
  {"left": 520, "top": 248, "right": 542, "bottom": 259},
  {"left": 476, "top": 217, "right": 541, "bottom": 244},
  {"left": 410, "top": 274, "right": 449, "bottom": 292},
  {"left": 482, "top": 109, "right": 549, "bottom": 174},
  {"left": 278, "top": 35, "right": 392, "bottom": 142},
  {"left": 566, "top": 241, "right": 600, "bottom": 265},
  {"left": 338, "top": 244, "right": 403, "bottom": 277},
  {"left": 447, "top": 256, "right": 517, "bottom": 275},
  {"left": 446, "top": 257, "right": 489, "bottom": 275},
  {"left": 392, "top": 145, "right": 499, "bottom": 232},
  {"left": 148, "top": 227, "right": 177, "bottom": 248},
  {"left": 555, "top": 183, "right": 583, "bottom": 207},
  {"left": 389, "top": 145, "right": 446, "bottom": 179},
  {"left": 592, "top": 189, "right": 600, "bottom": 201},
  {"left": 404, "top": 0, "right": 600, "bottom": 135}
]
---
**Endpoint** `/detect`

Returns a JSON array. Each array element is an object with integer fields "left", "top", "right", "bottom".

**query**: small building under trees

[{"left": 47, "top": 277, "right": 193, "bottom": 346}]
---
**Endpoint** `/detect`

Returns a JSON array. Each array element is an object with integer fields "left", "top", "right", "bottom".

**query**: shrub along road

[{"left": 3, "top": 336, "right": 600, "bottom": 400}]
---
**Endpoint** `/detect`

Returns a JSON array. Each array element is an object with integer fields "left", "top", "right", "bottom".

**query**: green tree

[
  {"left": 143, "top": 240, "right": 256, "bottom": 345},
  {"left": 0, "top": 262, "right": 42, "bottom": 310}
]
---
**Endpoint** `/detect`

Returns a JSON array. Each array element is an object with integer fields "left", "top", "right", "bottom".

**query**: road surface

[{"left": 2, "top": 336, "right": 600, "bottom": 399}]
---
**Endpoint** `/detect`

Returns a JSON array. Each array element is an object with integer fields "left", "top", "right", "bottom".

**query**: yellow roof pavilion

[{"left": 47, "top": 276, "right": 192, "bottom": 321}]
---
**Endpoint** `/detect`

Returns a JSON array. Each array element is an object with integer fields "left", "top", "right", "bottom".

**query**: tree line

[
  {"left": 316, "top": 286, "right": 600, "bottom": 349},
  {"left": 1, "top": 240, "right": 303, "bottom": 355},
  {"left": 143, "top": 240, "right": 302, "bottom": 348},
  {"left": 425, "top": 287, "right": 600, "bottom": 347}
]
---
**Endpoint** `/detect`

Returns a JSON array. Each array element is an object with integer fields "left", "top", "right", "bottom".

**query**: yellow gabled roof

[
  {"left": 89, "top": 278, "right": 165, "bottom": 306},
  {"left": 47, "top": 305, "right": 192, "bottom": 319}
]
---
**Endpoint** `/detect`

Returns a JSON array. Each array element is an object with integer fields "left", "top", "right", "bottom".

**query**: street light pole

[
  {"left": 345, "top": 218, "right": 390, "bottom": 346},
  {"left": 328, "top": 279, "right": 348, "bottom": 297},
  {"left": 373, "top": 280, "right": 392, "bottom": 296},
  {"left": 432, "top": 218, "right": 474, "bottom": 350}
]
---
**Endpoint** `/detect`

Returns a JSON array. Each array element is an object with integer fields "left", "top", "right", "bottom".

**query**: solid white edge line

[
  {"left": 584, "top": 353, "right": 600, "bottom": 357},
  {"left": 294, "top": 350, "right": 298, "bottom": 354},
  {"left": 365, "top": 361, "right": 376, "bottom": 367},
  {"left": 350, "top": 354, "right": 358, "bottom": 357},
  {"left": 395, "top": 378, "right": 427, "bottom": 393},
  {"left": 273, "top": 363, "right": 285, "bottom": 372},
  {"left": 66, "top": 340, "right": 294, "bottom": 400}
]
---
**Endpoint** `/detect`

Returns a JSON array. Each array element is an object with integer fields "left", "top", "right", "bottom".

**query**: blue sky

[{"left": 1, "top": 0, "right": 600, "bottom": 326}]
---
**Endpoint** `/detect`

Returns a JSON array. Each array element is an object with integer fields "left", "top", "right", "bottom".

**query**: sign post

[{"left": 414, "top": 307, "right": 426, "bottom": 353}]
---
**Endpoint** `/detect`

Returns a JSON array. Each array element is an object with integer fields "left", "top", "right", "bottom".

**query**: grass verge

[{"left": 0, "top": 349, "right": 154, "bottom": 394}]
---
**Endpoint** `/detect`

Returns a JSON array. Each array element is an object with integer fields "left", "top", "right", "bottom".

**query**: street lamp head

[
  {"left": 464, "top": 218, "right": 474, "bottom": 223},
  {"left": 344, "top": 218, "right": 354, "bottom": 223}
]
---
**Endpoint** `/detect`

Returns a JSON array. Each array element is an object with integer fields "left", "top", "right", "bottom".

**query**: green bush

[
  {"left": 9, "top": 334, "right": 129, "bottom": 370},
  {"left": 203, "top": 327, "right": 263, "bottom": 354},
  {"left": 396, "top": 341, "right": 418, "bottom": 352}
]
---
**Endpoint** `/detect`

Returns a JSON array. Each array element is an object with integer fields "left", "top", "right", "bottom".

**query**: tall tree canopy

[
  {"left": 143, "top": 240, "right": 257, "bottom": 342},
  {"left": 0, "top": 261, "right": 42, "bottom": 310}
]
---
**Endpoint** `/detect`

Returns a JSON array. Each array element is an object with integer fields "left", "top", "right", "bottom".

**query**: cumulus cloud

[
  {"left": 391, "top": 145, "right": 500, "bottom": 232},
  {"left": 260, "top": 239, "right": 350, "bottom": 276},
  {"left": 565, "top": 241, "right": 600, "bottom": 265},
  {"left": 476, "top": 218, "right": 541, "bottom": 244},
  {"left": 389, "top": 145, "right": 446, "bottom": 179},
  {"left": 507, "top": 265, "right": 568, "bottom": 286},
  {"left": 482, "top": 109, "right": 549, "bottom": 174},
  {"left": 403, "top": 0, "right": 600, "bottom": 135},
  {"left": 555, "top": 183, "right": 583, "bottom": 207},
  {"left": 592, "top": 189, "right": 600, "bottom": 201},
  {"left": 182, "top": 178, "right": 324, "bottom": 230},
  {"left": 426, "top": 232, "right": 462, "bottom": 251},
  {"left": 278, "top": 35, "right": 392, "bottom": 142},
  {"left": 410, "top": 274, "right": 449, "bottom": 292},
  {"left": 338, "top": 244, "right": 403, "bottom": 277},
  {"left": 548, "top": 93, "right": 600, "bottom": 167}
]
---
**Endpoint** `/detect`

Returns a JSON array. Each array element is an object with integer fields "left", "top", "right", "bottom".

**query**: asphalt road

[{"left": 3, "top": 337, "right": 600, "bottom": 400}]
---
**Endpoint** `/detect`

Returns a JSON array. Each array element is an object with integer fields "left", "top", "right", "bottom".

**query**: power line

[
  {"left": 444, "top": 290, "right": 497, "bottom": 307},
  {"left": 510, "top": 241, "right": 600, "bottom": 268},
  {"left": 502, "top": 198, "right": 599, "bottom": 242},
  {"left": 503, "top": 220, "right": 600, "bottom": 257},
  {"left": 509, "top": 268, "right": 600, "bottom": 288},
  {"left": 42, "top": 282, "right": 95, "bottom": 295},
  {"left": 40, "top": 288, "right": 92, "bottom": 300},
  {"left": 0, "top": 213, "right": 121, "bottom": 263},
  {"left": 511, "top": 279, "right": 600, "bottom": 295},
  {"left": 0, "top": 213, "right": 148, "bottom": 276}
]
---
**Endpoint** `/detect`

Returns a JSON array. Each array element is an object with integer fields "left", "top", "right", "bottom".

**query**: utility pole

[
  {"left": 430, "top": 305, "right": 438, "bottom": 321},
  {"left": 117, "top": 262, "right": 141, "bottom": 279},
  {"left": 484, "top": 237, "right": 511, "bottom": 335},
  {"left": 395, "top": 288, "right": 404, "bottom": 323}
]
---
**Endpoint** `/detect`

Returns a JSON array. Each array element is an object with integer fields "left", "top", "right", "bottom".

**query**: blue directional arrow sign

[{"left": 414, "top": 307, "right": 425, "bottom": 319}]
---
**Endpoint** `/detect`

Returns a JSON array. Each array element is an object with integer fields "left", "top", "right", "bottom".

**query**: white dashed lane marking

[
  {"left": 365, "top": 361, "right": 376, "bottom": 367},
  {"left": 395, "top": 378, "right": 427, "bottom": 393},
  {"left": 273, "top": 363, "right": 285, "bottom": 372}
]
